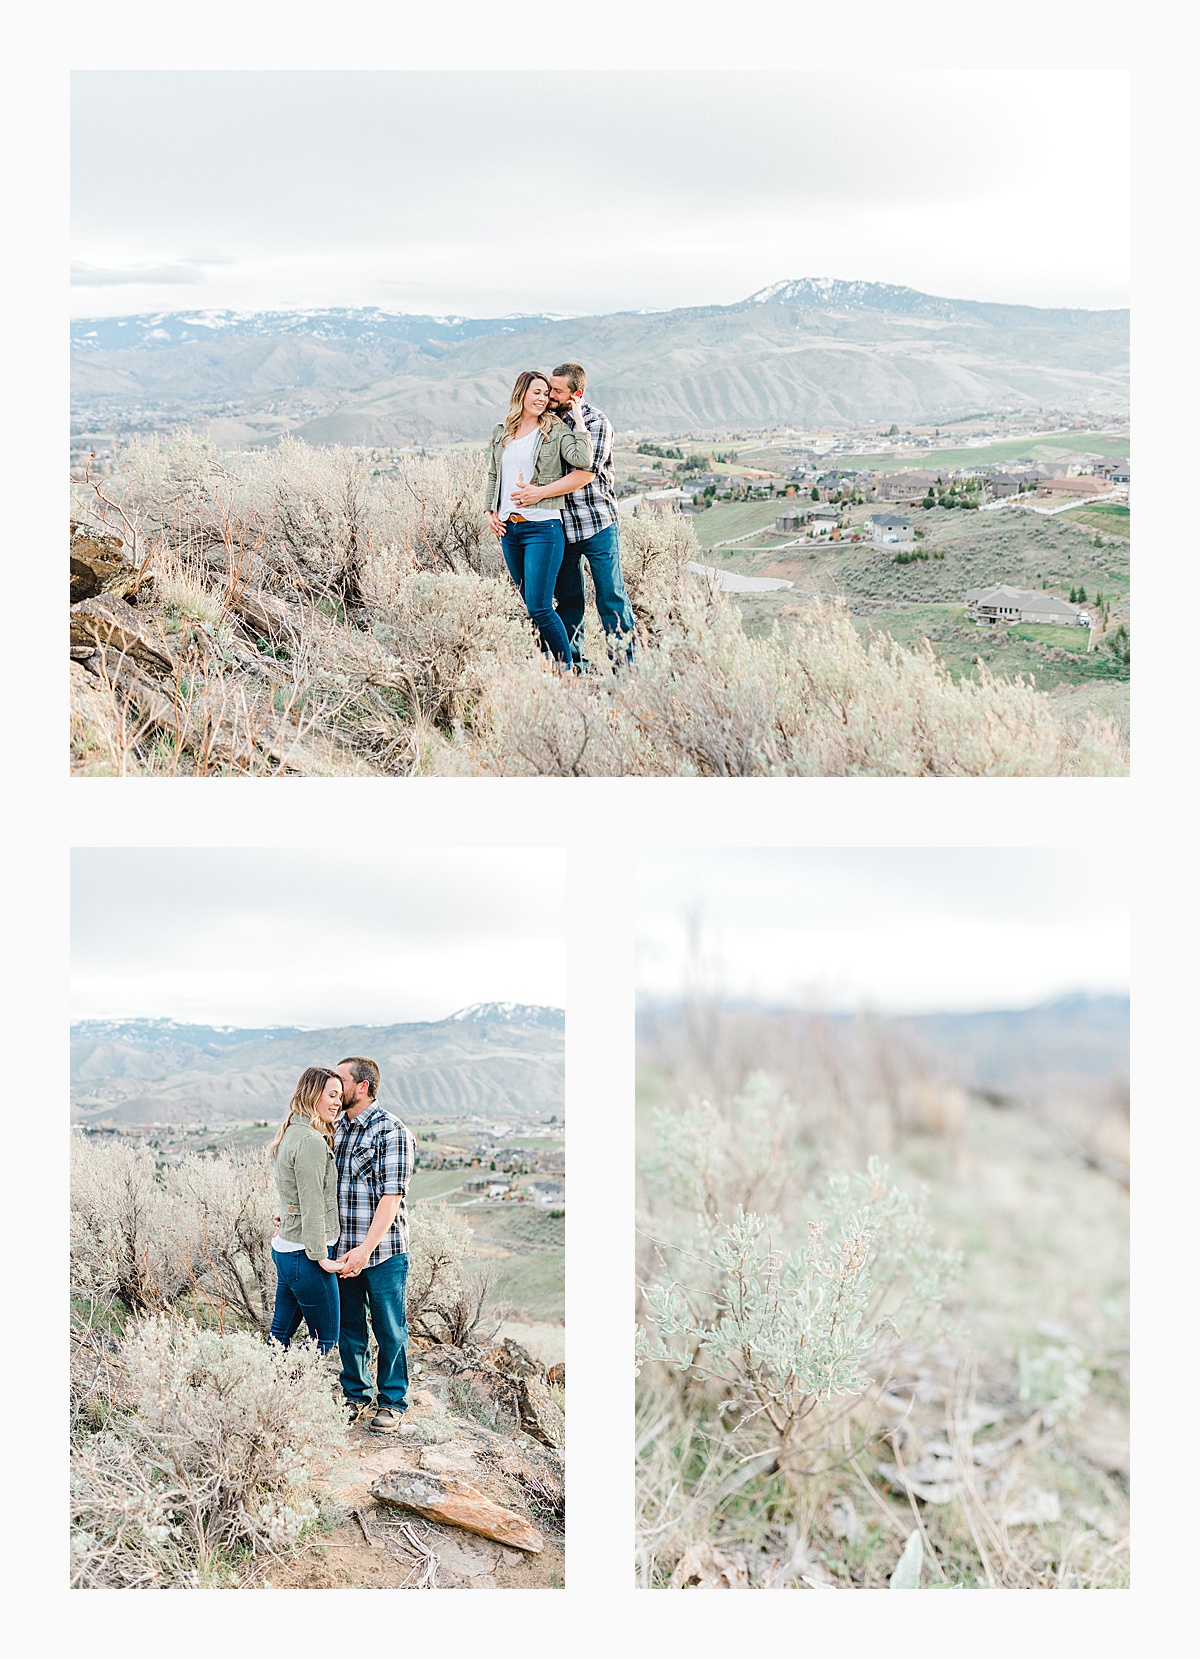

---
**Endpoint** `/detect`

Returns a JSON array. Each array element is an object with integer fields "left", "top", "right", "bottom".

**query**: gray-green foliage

[
  {"left": 889, "top": 1529, "right": 923, "bottom": 1589},
  {"left": 71, "top": 1315, "right": 345, "bottom": 1587},
  {"left": 641, "top": 1072, "right": 803, "bottom": 1237},
  {"left": 1018, "top": 1342, "right": 1091, "bottom": 1425},
  {"left": 637, "top": 1159, "right": 960, "bottom": 1457}
]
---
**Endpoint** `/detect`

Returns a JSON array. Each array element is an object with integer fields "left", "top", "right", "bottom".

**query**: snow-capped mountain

[
  {"left": 70, "top": 1007, "right": 565, "bottom": 1122},
  {"left": 71, "top": 279, "right": 1128, "bottom": 443}
]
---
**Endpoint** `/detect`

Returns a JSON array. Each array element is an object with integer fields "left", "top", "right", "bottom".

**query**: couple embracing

[
  {"left": 267, "top": 1057, "right": 415, "bottom": 1433},
  {"left": 483, "top": 362, "right": 635, "bottom": 672}
]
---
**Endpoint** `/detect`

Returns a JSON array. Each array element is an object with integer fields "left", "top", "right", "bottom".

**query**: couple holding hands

[
  {"left": 268, "top": 1059, "right": 415, "bottom": 1433},
  {"left": 483, "top": 361, "right": 635, "bottom": 671}
]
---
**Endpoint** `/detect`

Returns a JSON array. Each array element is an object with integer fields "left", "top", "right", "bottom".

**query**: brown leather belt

[{"left": 508, "top": 513, "right": 529, "bottom": 523}]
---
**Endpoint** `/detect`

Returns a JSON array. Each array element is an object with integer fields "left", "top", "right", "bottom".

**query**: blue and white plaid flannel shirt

[
  {"left": 560, "top": 400, "right": 619, "bottom": 544},
  {"left": 333, "top": 1104, "right": 416, "bottom": 1266}
]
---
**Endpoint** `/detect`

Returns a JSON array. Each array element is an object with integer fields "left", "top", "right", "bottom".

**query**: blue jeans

[
  {"left": 501, "top": 517, "right": 572, "bottom": 665},
  {"left": 554, "top": 522, "right": 635, "bottom": 666},
  {"left": 338, "top": 1251, "right": 409, "bottom": 1412},
  {"left": 269, "top": 1245, "right": 340, "bottom": 1355}
]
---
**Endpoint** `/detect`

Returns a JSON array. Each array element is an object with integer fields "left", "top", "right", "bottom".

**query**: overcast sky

[
  {"left": 71, "top": 71, "right": 1129, "bottom": 319},
  {"left": 72, "top": 848, "right": 565, "bottom": 1027},
  {"left": 637, "top": 848, "right": 1128, "bottom": 1014}
]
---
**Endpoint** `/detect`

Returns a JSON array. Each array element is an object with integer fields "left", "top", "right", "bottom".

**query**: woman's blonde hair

[
  {"left": 502, "top": 370, "right": 555, "bottom": 444},
  {"left": 268, "top": 1066, "right": 340, "bottom": 1158}
]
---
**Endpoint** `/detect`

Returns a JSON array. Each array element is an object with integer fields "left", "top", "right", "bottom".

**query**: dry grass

[{"left": 70, "top": 434, "right": 1128, "bottom": 776}]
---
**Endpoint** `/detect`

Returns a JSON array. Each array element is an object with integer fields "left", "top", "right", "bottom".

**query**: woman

[
  {"left": 483, "top": 369, "right": 594, "bottom": 667},
  {"left": 267, "top": 1067, "right": 344, "bottom": 1354}
]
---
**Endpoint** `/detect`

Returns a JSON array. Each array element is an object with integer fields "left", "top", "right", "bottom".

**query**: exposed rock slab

[
  {"left": 420, "top": 1443, "right": 480, "bottom": 1477},
  {"left": 370, "top": 1469, "right": 543, "bottom": 1554},
  {"left": 70, "top": 594, "right": 174, "bottom": 674},
  {"left": 517, "top": 1375, "right": 565, "bottom": 1449},
  {"left": 423, "top": 1529, "right": 501, "bottom": 1579},
  {"left": 70, "top": 522, "right": 139, "bottom": 602}
]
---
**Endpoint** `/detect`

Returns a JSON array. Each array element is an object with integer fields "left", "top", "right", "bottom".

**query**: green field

[
  {"left": 1062, "top": 502, "right": 1130, "bottom": 539},
  {"left": 410, "top": 1169, "right": 467, "bottom": 1200},
  {"left": 1010, "top": 622, "right": 1091, "bottom": 653},
  {"left": 484, "top": 1252, "right": 564, "bottom": 1322},
  {"left": 692, "top": 499, "right": 798, "bottom": 550}
]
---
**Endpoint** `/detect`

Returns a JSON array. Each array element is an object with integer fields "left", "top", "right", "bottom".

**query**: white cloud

[
  {"left": 71, "top": 70, "right": 1129, "bottom": 319},
  {"left": 636, "top": 848, "right": 1129, "bottom": 1014},
  {"left": 71, "top": 259, "right": 207, "bottom": 287},
  {"left": 71, "top": 848, "right": 565, "bottom": 1026}
]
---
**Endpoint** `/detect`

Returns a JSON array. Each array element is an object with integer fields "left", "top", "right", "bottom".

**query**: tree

[{"left": 811, "top": 487, "right": 820, "bottom": 501}]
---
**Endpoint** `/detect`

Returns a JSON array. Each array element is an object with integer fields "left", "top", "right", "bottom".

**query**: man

[
  {"left": 511, "top": 361, "right": 635, "bottom": 668},
  {"left": 332, "top": 1056, "right": 416, "bottom": 1432}
]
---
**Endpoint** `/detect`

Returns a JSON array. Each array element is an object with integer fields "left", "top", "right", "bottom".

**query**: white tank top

[{"left": 499, "top": 429, "right": 561, "bottom": 521}]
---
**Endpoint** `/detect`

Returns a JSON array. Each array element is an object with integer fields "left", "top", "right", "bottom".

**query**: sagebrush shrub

[
  {"left": 637, "top": 1160, "right": 960, "bottom": 1469},
  {"left": 71, "top": 1138, "right": 276, "bottom": 1327},
  {"left": 407, "top": 1199, "right": 500, "bottom": 1345},
  {"left": 72, "top": 437, "right": 1129, "bottom": 777},
  {"left": 71, "top": 1315, "right": 344, "bottom": 1587}
]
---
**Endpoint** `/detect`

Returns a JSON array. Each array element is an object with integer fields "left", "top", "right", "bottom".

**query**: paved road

[{"left": 688, "top": 562, "right": 793, "bottom": 593}]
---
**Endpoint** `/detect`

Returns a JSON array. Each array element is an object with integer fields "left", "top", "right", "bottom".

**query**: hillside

[
  {"left": 72, "top": 279, "right": 1128, "bottom": 445},
  {"left": 70, "top": 1004, "right": 565, "bottom": 1124},
  {"left": 639, "top": 992, "right": 1129, "bottom": 1089},
  {"left": 902, "top": 992, "right": 1129, "bottom": 1089}
]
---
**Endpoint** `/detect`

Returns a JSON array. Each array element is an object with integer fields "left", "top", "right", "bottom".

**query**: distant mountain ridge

[
  {"left": 72, "top": 279, "right": 1129, "bottom": 443},
  {"left": 638, "top": 991, "right": 1129, "bottom": 1091},
  {"left": 900, "top": 992, "right": 1128, "bottom": 1088},
  {"left": 70, "top": 306, "right": 561, "bottom": 353},
  {"left": 71, "top": 1004, "right": 565, "bottom": 1123}
]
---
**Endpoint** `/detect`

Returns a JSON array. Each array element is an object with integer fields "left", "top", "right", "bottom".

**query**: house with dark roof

[
  {"left": 866, "top": 512, "right": 914, "bottom": 547},
  {"left": 809, "top": 505, "right": 844, "bottom": 535}
]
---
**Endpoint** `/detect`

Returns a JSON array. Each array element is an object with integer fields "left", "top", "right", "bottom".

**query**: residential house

[
  {"left": 985, "top": 473, "right": 1023, "bottom": 499},
  {"left": 965, "top": 585, "right": 1088, "bottom": 627},
  {"left": 809, "top": 505, "right": 844, "bottom": 535},
  {"left": 1037, "top": 476, "right": 1113, "bottom": 500},
  {"left": 878, "top": 470, "right": 937, "bottom": 503},
  {"left": 531, "top": 1181, "right": 566, "bottom": 1210},
  {"left": 865, "top": 512, "right": 914, "bottom": 547},
  {"left": 1104, "top": 459, "right": 1130, "bottom": 484},
  {"left": 636, "top": 488, "right": 692, "bottom": 515},
  {"left": 775, "top": 509, "right": 811, "bottom": 533}
]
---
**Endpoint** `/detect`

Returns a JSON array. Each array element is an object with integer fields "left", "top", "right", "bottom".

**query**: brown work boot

[{"left": 370, "top": 1406, "right": 404, "bottom": 1432}]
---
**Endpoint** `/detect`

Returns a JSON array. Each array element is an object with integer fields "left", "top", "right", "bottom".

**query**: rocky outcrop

[
  {"left": 68, "top": 522, "right": 321, "bottom": 775},
  {"left": 70, "top": 521, "right": 140, "bottom": 602},
  {"left": 516, "top": 1375, "right": 565, "bottom": 1450},
  {"left": 70, "top": 594, "right": 176, "bottom": 674},
  {"left": 370, "top": 1469, "right": 543, "bottom": 1554},
  {"left": 483, "top": 1337, "right": 541, "bottom": 1379}
]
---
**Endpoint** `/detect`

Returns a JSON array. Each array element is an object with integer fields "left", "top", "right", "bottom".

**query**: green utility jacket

[
  {"left": 273, "top": 1118, "right": 340, "bottom": 1261},
  {"left": 483, "top": 416, "right": 595, "bottom": 514}
]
